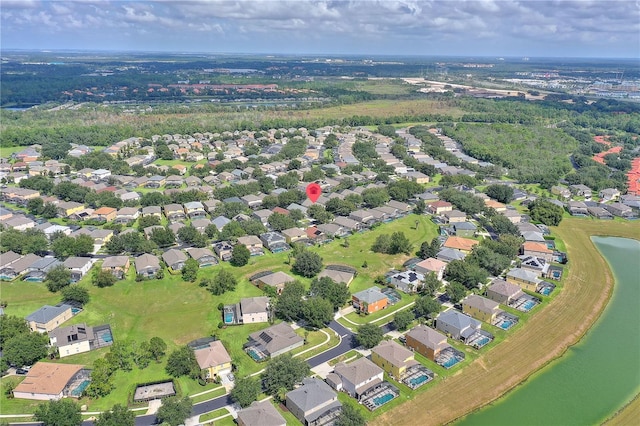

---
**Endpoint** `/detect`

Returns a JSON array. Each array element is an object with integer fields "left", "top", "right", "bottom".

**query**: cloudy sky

[{"left": 1, "top": 0, "right": 638, "bottom": 58}]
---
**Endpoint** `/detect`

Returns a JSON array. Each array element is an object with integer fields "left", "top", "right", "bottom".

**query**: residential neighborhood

[{"left": 0, "top": 122, "right": 634, "bottom": 426}]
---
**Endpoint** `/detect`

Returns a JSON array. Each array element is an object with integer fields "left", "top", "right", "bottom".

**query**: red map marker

[{"left": 306, "top": 182, "right": 321, "bottom": 203}]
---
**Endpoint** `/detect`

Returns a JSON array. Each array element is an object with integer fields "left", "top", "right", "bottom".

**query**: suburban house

[
  {"left": 184, "top": 201, "right": 206, "bottom": 218},
  {"left": 0, "top": 253, "right": 39, "bottom": 281},
  {"left": 442, "top": 236, "right": 479, "bottom": 254},
  {"left": 587, "top": 206, "right": 614, "bottom": 220},
  {"left": 281, "top": 227, "right": 307, "bottom": 244},
  {"left": 162, "top": 249, "right": 187, "bottom": 272},
  {"left": 259, "top": 232, "right": 290, "bottom": 253},
  {"left": 49, "top": 323, "right": 113, "bottom": 358},
  {"left": 57, "top": 201, "right": 85, "bottom": 217},
  {"left": 427, "top": 200, "right": 453, "bottom": 215},
  {"left": 452, "top": 221, "right": 478, "bottom": 237},
  {"left": 370, "top": 340, "right": 418, "bottom": 380},
  {"left": 253, "top": 271, "right": 295, "bottom": 295},
  {"left": 23, "top": 257, "right": 61, "bottom": 282},
  {"left": 62, "top": 257, "right": 94, "bottom": 282},
  {"left": 317, "top": 268, "right": 355, "bottom": 286},
  {"left": 521, "top": 241, "right": 554, "bottom": 263},
  {"left": 92, "top": 206, "right": 117, "bottom": 222},
  {"left": 134, "top": 253, "right": 161, "bottom": 278},
  {"left": 390, "top": 270, "right": 424, "bottom": 294},
  {"left": 436, "top": 247, "right": 467, "bottom": 263},
  {"left": 405, "top": 324, "right": 451, "bottom": 362},
  {"left": 333, "top": 216, "right": 361, "bottom": 233},
  {"left": 443, "top": 209, "right": 467, "bottom": 224},
  {"left": 551, "top": 186, "right": 571, "bottom": 199},
  {"left": 414, "top": 257, "right": 447, "bottom": 280},
  {"left": 240, "top": 297, "right": 270, "bottom": 323},
  {"left": 237, "top": 400, "right": 286, "bottom": 426},
  {"left": 567, "top": 201, "right": 589, "bottom": 216},
  {"left": 237, "top": 235, "right": 265, "bottom": 256},
  {"left": 245, "top": 322, "right": 304, "bottom": 358},
  {"left": 115, "top": 207, "right": 140, "bottom": 224},
  {"left": 435, "top": 310, "right": 483, "bottom": 341},
  {"left": 605, "top": 202, "right": 635, "bottom": 218},
  {"left": 193, "top": 340, "right": 233, "bottom": 381},
  {"left": 329, "top": 357, "right": 384, "bottom": 399},
  {"left": 101, "top": 256, "right": 130, "bottom": 279},
  {"left": 141, "top": 206, "right": 162, "bottom": 218},
  {"left": 213, "top": 241, "right": 234, "bottom": 261},
  {"left": 286, "top": 378, "right": 342, "bottom": 426},
  {"left": 570, "top": 184, "right": 592, "bottom": 199},
  {"left": 26, "top": 304, "right": 74, "bottom": 333},
  {"left": 352, "top": 287, "right": 388, "bottom": 314},
  {"left": 252, "top": 209, "right": 273, "bottom": 225},
  {"left": 13, "top": 362, "right": 89, "bottom": 401},
  {"left": 164, "top": 203, "right": 185, "bottom": 221},
  {"left": 185, "top": 247, "right": 217, "bottom": 267},
  {"left": 519, "top": 255, "right": 550, "bottom": 277},
  {"left": 599, "top": 188, "right": 621, "bottom": 202},
  {"left": 486, "top": 279, "right": 525, "bottom": 305},
  {"left": 462, "top": 295, "right": 501, "bottom": 323},
  {"left": 506, "top": 268, "right": 541, "bottom": 292}
]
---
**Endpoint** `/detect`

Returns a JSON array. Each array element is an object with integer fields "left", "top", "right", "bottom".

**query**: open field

[{"left": 373, "top": 218, "right": 640, "bottom": 426}]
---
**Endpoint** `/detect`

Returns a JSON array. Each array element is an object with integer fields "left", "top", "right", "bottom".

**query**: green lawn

[{"left": 198, "top": 408, "right": 229, "bottom": 423}]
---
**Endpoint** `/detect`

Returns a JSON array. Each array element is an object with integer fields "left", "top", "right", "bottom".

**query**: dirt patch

[{"left": 373, "top": 219, "right": 640, "bottom": 426}]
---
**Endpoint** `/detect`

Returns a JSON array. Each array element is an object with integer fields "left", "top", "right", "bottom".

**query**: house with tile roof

[
  {"left": 442, "top": 236, "right": 479, "bottom": 254},
  {"left": 370, "top": 340, "right": 418, "bottom": 380},
  {"left": 193, "top": 340, "right": 232, "bottom": 381},
  {"left": 352, "top": 287, "right": 388, "bottom": 314},
  {"left": 13, "top": 362, "right": 88, "bottom": 401},
  {"left": 286, "top": 378, "right": 342, "bottom": 426},
  {"left": 237, "top": 400, "right": 286, "bottom": 426}
]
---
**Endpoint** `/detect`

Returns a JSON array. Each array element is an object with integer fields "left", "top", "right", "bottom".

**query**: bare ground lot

[{"left": 373, "top": 218, "right": 640, "bottom": 426}]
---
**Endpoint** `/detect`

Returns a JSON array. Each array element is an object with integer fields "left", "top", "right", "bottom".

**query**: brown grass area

[
  {"left": 373, "top": 218, "right": 640, "bottom": 426},
  {"left": 603, "top": 393, "right": 640, "bottom": 426}
]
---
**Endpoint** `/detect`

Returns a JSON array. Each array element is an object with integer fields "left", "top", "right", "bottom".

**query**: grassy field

[{"left": 373, "top": 218, "right": 640, "bottom": 426}]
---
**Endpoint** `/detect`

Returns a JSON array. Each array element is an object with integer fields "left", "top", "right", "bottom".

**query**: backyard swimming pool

[
  {"left": 500, "top": 320, "right": 513, "bottom": 330},
  {"left": 71, "top": 380, "right": 90, "bottom": 397},
  {"left": 373, "top": 393, "right": 395, "bottom": 406},
  {"left": 410, "top": 374, "right": 429, "bottom": 387}
]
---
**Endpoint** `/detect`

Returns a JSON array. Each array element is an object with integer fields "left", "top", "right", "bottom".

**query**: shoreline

[{"left": 373, "top": 219, "right": 640, "bottom": 426}]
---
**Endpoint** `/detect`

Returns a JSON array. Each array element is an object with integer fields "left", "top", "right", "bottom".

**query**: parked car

[{"left": 15, "top": 368, "right": 28, "bottom": 375}]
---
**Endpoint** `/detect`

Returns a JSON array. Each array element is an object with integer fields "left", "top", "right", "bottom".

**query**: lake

[{"left": 458, "top": 236, "right": 640, "bottom": 426}]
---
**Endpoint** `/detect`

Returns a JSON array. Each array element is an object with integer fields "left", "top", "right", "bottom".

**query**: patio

[
  {"left": 360, "top": 382, "right": 399, "bottom": 411},
  {"left": 436, "top": 346, "right": 465, "bottom": 369},
  {"left": 402, "top": 364, "right": 434, "bottom": 390}
]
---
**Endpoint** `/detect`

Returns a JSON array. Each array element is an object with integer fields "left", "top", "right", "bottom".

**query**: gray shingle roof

[{"left": 26, "top": 304, "right": 73, "bottom": 324}]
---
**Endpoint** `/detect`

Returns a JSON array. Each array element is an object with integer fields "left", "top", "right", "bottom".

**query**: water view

[{"left": 458, "top": 236, "right": 640, "bottom": 426}]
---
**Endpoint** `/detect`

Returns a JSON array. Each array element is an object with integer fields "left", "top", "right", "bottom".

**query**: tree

[
  {"left": 444, "top": 260, "right": 489, "bottom": 290},
  {"left": 420, "top": 272, "right": 440, "bottom": 297},
  {"left": 303, "top": 297, "right": 334, "bottom": 328},
  {"left": 155, "top": 396, "right": 193, "bottom": 426},
  {"left": 149, "top": 227, "right": 175, "bottom": 248},
  {"left": 275, "top": 280, "right": 306, "bottom": 321},
  {"left": 95, "top": 404, "right": 135, "bottom": 426},
  {"left": 309, "top": 277, "right": 351, "bottom": 310},
  {"left": 149, "top": 337, "right": 167, "bottom": 362},
  {"left": 3, "top": 332, "right": 48, "bottom": 368},
  {"left": 468, "top": 246, "right": 511, "bottom": 277},
  {"left": 0, "top": 315, "right": 29, "bottom": 349},
  {"left": 336, "top": 401, "right": 366, "bottom": 426},
  {"left": 93, "top": 269, "right": 117, "bottom": 288},
  {"left": 85, "top": 358, "right": 115, "bottom": 398},
  {"left": 446, "top": 281, "right": 468, "bottom": 304},
  {"left": 414, "top": 296, "right": 441, "bottom": 319},
  {"left": 390, "top": 231, "right": 412, "bottom": 255},
  {"left": 393, "top": 309, "right": 415, "bottom": 331},
  {"left": 528, "top": 199, "right": 564, "bottom": 226},
  {"left": 292, "top": 250, "right": 323, "bottom": 278},
  {"left": 137, "top": 215, "right": 161, "bottom": 230},
  {"left": 181, "top": 258, "right": 199, "bottom": 282},
  {"left": 418, "top": 238, "right": 441, "bottom": 259},
  {"left": 34, "top": 399, "right": 82, "bottom": 426},
  {"left": 165, "top": 346, "right": 200, "bottom": 379},
  {"left": 262, "top": 353, "right": 311, "bottom": 398},
  {"left": 356, "top": 323, "right": 384, "bottom": 349},
  {"left": 230, "top": 244, "right": 250, "bottom": 267},
  {"left": 490, "top": 214, "right": 520, "bottom": 236},
  {"left": 413, "top": 200, "right": 426, "bottom": 215},
  {"left": 203, "top": 269, "right": 237, "bottom": 295},
  {"left": 361, "top": 188, "right": 390, "bottom": 208},
  {"left": 230, "top": 376, "right": 261, "bottom": 408},
  {"left": 60, "top": 285, "right": 90, "bottom": 305},
  {"left": 267, "top": 212, "right": 296, "bottom": 231},
  {"left": 371, "top": 234, "right": 392, "bottom": 254},
  {"left": 308, "top": 204, "right": 334, "bottom": 224},
  {"left": 485, "top": 184, "right": 515, "bottom": 204},
  {"left": 27, "top": 197, "right": 44, "bottom": 215},
  {"left": 46, "top": 265, "right": 72, "bottom": 292}
]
